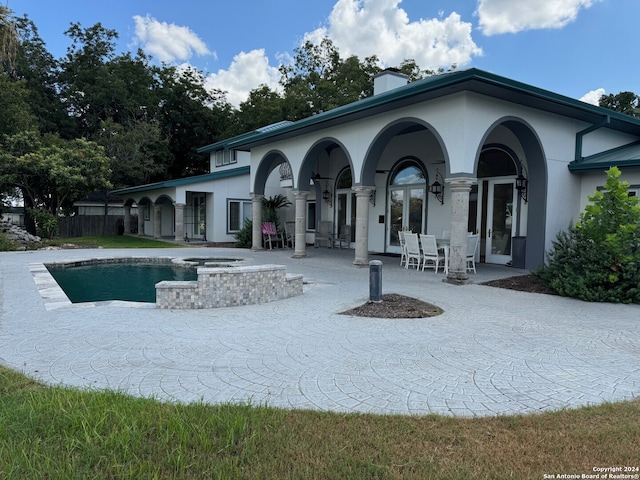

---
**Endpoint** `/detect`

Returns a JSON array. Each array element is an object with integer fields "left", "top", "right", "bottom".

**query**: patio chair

[
  {"left": 403, "top": 232, "right": 421, "bottom": 269},
  {"left": 262, "top": 222, "right": 282, "bottom": 249},
  {"left": 466, "top": 234, "right": 479, "bottom": 273},
  {"left": 337, "top": 224, "right": 351, "bottom": 249},
  {"left": 314, "top": 220, "right": 334, "bottom": 248},
  {"left": 419, "top": 234, "right": 445, "bottom": 273},
  {"left": 398, "top": 230, "right": 407, "bottom": 266},
  {"left": 284, "top": 221, "right": 295, "bottom": 248}
]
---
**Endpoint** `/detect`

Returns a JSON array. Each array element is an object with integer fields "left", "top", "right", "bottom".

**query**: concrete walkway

[{"left": 1, "top": 246, "right": 638, "bottom": 417}]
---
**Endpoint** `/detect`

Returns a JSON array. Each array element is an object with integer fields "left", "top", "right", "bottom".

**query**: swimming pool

[
  {"left": 46, "top": 259, "right": 199, "bottom": 303},
  {"left": 37, "top": 255, "right": 302, "bottom": 309}
]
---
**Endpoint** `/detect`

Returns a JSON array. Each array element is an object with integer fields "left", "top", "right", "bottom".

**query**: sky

[{"left": 7, "top": 0, "right": 639, "bottom": 108}]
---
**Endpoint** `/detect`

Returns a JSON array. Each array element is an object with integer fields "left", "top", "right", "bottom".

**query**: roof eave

[{"left": 221, "top": 68, "right": 640, "bottom": 150}]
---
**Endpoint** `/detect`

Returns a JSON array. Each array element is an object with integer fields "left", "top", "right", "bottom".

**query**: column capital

[
  {"left": 445, "top": 177, "right": 477, "bottom": 192},
  {"left": 293, "top": 190, "right": 308, "bottom": 200},
  {"left": 352, "top": 185, "right": 374, "bottom": 196}
]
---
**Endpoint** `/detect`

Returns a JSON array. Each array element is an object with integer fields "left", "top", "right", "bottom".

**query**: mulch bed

[
  {"left": 480, "top": 274, "right": 558, "bottom": 295},
  {"left": 340, "top": 293, "right": 443, "bottom": 319},
  {"left": 340, "top": 275, "right": 557, "bottom": 319}
]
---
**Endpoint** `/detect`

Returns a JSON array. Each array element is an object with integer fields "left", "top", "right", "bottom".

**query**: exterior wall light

[
  {"left": 322, "top": 183, "right": 332, "bottom": 207},
  {"left": 429, "top": 169, "right": 444, "bottom": 205},
  {"left": 516, "top": 173, "right": 528, "bottom": 203}
]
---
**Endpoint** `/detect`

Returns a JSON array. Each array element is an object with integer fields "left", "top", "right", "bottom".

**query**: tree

[
  {"left": 94, "top": 118, "right": 167, "bottom": 188},
  {"left": 11, "top": 15, "right": 69, "bottom": 136},
  {"left": 0, "top": 132, "right": 112, "bottom": 233},
  {"left": 235, "top": 85, "right": 286, "bottom": 133},
  {"left": 0, "top": 5, "right": 20, "bottom": 76},
  {"left": 156, "top": 65, "right": 234, "bottom": 179},
  {"left": 279, "top": 38, "right": 378, "bottom": 120},
  {"left": 599, "top": 91, "right": 640, "bottom": 118},
  {"left": 57, "top": 22, "right": 123, "bottom": 138}
]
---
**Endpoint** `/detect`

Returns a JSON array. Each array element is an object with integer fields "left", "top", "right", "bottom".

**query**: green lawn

[
  {"left": 45, "top": 235, "right": 185, "bottom": 249},
  {"left": 0, "top": 366, "right": 638, "bottom": 479}
]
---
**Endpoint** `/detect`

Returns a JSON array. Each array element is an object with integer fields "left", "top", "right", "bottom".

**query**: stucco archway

[{"left": 475, "top": 117, "right": 547, "bottom": 270}]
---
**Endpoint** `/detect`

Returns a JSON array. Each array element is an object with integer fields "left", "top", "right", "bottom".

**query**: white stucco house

[{"left": 114, "top": 68, "right": 640, "bottom": 283}]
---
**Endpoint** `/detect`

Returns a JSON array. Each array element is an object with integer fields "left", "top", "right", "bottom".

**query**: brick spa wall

[{"left": 156, "top": 264, "right": 303, "bottom": 309}]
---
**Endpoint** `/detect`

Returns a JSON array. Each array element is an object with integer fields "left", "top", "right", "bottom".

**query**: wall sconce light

[
  {"left": 369, "top": 189, "right": 376, "bottom": 207},
  {"left": 429, "top": 170, "right": 444, "bottom": 205},
  {"left": 322, "top": 183, "right": 332, "bottom": 207},
  {"left": 516, "top": 163, "right": 529, "bottom": 203}
]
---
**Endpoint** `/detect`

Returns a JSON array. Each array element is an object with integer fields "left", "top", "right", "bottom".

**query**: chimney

[{"left": 373, "top": 68, "right": 409, "bottom": 95}]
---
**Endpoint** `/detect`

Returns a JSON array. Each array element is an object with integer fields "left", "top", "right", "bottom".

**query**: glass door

[
  {"left": 336, "top": 191, "right": 356, "bottom": 245},
  {"left": 387, "top": 186, "right": 424, "bottom": 253},
  {"left": 386, "top": 162, "right": 426, "bottom": 254},
  {"left": 485, "top": 180, "right": 515, "bottom": 264}
]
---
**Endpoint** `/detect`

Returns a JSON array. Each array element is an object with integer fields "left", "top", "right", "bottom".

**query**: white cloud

[
  {"left": 133, "top": 15, "right": 215, "bottom": 63},
  {"left": 580, "top": 88, "right": 605, "bottom": 106},
  {"left": 304, "top": 0, "right": 482, "bottom": 70},
  {"left": 476, "top": 0, "right": 596, "bottom": 36},
  {"left": 204, "top": 49, "right": 282, "bottom": 108}
]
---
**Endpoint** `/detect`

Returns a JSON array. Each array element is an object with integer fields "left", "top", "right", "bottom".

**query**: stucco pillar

[
  {"left": 123, "top": 206, "right": 131, "bottom": 234},
  {"left": 293, "top": 190, "right": 308, "bottom": 258},
  {"left": 174, "top": 203, "right": 185, "bottom": 242},
  {"left": 153, "top": 203, "right": 162, "bottom": 239},
  {"left": 445, "top": 177, "right": 476, "bottom": 285},
  {"left": 353, "top": 186, "right": 373, "bottom": 267},
  {"left": 251, "top": 194, "right": 264, "bottom": 251},
  {"left": 137, "top": 205, "right": 145, "bottom": 236}
]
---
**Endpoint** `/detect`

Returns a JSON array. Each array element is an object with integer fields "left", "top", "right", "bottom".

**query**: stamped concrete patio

[{"left": 0, "top": 246, "right": 638, "bottom": 417}]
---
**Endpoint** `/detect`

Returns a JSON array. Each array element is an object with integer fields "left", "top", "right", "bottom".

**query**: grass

[
  {"left": 41, "top": 235, "right": 183, "bottom": 249},
  {"left": 0, "top": 366, "right": 638, "bottom": 479}
]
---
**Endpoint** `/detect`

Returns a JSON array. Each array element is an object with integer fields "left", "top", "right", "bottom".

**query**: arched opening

[
  {"left": 334, "top": 168, "right": 355, "bottom": 244},
  {"left": 386, "top": 158, "right": 427, "bottom": 252},
  {"left": 473, "top": 146, "right": 522, "bottom": 265}
]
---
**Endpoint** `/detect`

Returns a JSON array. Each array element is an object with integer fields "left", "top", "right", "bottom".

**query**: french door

[
  {"left": 387, "top": 186, "right": 425, "bottom": 253},
  {"left": 336, "top": 191, "right": 356, "bottom": 245},
  {"left": 485, "top": 180, "right": 515, "bottom": 264}
]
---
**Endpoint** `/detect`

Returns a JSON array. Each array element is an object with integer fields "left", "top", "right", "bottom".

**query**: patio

[{"left": 0, "top": 246, "right": 638, "bottom": 417}]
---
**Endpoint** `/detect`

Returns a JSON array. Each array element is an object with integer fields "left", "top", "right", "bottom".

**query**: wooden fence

[{"left": 58, "top": 215, "right": 127, "bottom": 237}]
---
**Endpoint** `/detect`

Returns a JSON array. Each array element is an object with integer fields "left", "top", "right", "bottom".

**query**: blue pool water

[{"left": 47, "top": 262, "right": 198, "bottom": 303}]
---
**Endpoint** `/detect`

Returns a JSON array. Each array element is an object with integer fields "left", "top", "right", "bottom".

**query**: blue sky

[{"left": 8, "top": 0, "right": 639, "bottom": 107}]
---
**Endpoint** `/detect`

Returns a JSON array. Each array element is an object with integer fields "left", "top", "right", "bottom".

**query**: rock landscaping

[{"left": 0, "top": 220, "right": 41, "bottom": 250}]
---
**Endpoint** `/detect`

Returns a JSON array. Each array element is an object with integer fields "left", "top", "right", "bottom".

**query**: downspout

[{"left": 575, "top": 115, "right": 610, "bottom": 162}]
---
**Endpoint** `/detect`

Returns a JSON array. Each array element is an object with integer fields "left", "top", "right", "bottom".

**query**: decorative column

[
  {"left": 353, "top": 186, "right": 373, "bottom": 267},
  {"left": 123, "top": 205, "right": 131, "bottom": 234},
  {"left": 445, "top": 177, "right": 476, "bottom": 285},
  {"left": 174, "top": 203, "right": 185, "bottom": 242},
  {"left": 251, "top": 193, "right": 264, "bottom": 251},
  {"left": 153, "top": 203, "right": 162, "bottom": 239},
  {"left": 293, "top": 190, "right": 308, "bottom": 258},
  {"left": 137, "top": 205, "right": 145, "bottom": 236}
]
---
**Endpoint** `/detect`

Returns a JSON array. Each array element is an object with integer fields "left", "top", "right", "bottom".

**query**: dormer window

[{"left": 215, "top": 149, "right": 237, "bottom": 167}]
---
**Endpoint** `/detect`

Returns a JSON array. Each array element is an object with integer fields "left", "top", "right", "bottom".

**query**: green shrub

[
  {"left": 29, "top": 209, "right": 58, "bottom": 239},
  {"left": 0, "top": 231, "right": 17, "bottom": 251},
  {"left": 234, "top": 219, "right": 253, "bottom": 248},
  {"left": 537, "top": 167, "right": 640, "bottom": 303}
]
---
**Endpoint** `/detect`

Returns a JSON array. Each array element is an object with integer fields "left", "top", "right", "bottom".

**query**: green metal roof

[
  {"left": 569, "top": 141, "right": 640, "bottom": 172},
  {"left": 197, "top": 121, "right": 293, "bottom": 153},
  {"left": 199, "top": 68, "right": 640, "bottom": 151},
  {"left": 112, "top": 166, "right": 250, "bottom": 195}
]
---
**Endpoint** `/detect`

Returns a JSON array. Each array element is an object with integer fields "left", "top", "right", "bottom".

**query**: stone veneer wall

[{"left": 156, "top": 264, "right": 303, "bottom": 309}]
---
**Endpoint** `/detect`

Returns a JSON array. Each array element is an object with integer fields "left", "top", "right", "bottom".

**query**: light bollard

[{"left": 369, "top": 260, "right": 382, "bottom": 303}]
